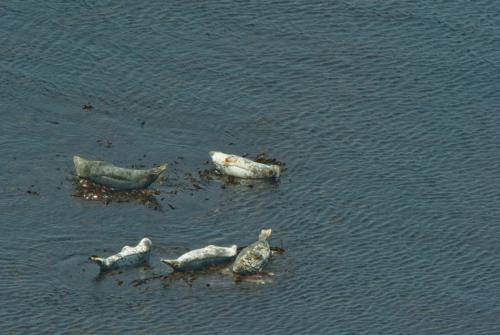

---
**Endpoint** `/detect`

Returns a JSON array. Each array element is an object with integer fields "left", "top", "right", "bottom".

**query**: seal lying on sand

[
  {"left": 90, "top": 238, "right": 152, "bottom": 271},
  {"left": 161, "top": 245, "right": 238, "bottom": 272},
  {"left": 232, "top": 229, "right": 272, "bottom": 275},
  {"left": 209, "top": 151, "right": 280, "bottom": 179},
  {"left": 73, "top": 155, "right": 167, "bottom": 190}
]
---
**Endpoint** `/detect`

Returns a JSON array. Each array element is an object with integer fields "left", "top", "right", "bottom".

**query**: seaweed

[
  {"left": 82, "top": 103, "right": 93, "bottom": 111},
  {"left": 72, "top": 177, "right": 161, "bottom": 210}
]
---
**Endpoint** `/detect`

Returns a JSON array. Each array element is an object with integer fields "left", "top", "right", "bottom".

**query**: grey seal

[
  {"left": 73, "top": 155, "right": 167, "bottom": 190},
  {"left": 161, "top": 245, "right": 238, "bottom": 272},
  {"left": 90, "top": 237, "right": 152, "bottom": 271},
  {"left": 232, "top": 228, "right": 272, "bottom": 275},
  {"left": 209, "top": 151, "right": 280, "bottom": 179}
]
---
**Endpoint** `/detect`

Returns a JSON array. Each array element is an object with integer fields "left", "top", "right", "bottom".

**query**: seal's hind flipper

[
  {"left": 161, "top": 259, "right": 180, "bottom": 270},
  {"left": 89, "top": 256, "right": 105, "bottom": 268}
]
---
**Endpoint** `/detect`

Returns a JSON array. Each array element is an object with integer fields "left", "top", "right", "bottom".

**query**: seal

[
  {"left": 73, "top": 155, "right": 167, "bottom": 190},
  {"left": 232, "top": 228, "right": 272, "bottom": 275},
  {"left": 90, "top": 237, "right": 152, "bottom": 271},
  {"left": 161, "top": 245, "right": 238, "bottom": 272},
  {"left": 209, "top": 151, "right": 280, "bottom": 179}
]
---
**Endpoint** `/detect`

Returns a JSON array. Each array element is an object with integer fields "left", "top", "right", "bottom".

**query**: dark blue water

[{"left": 2, "top": 1, "right": 500, "bottom": 334}]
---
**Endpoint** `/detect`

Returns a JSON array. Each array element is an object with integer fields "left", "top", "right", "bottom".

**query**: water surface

[{"left": 1, "top": 1, "right": 500, "bottom": 334}]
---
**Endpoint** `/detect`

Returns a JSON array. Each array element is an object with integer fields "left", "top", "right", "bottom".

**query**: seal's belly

[
  {"left": 220, "top": 165, "right": 255, "bottom": 178},
  {"left": 108, "top": 252, "right": 149, "bottom": 270}
]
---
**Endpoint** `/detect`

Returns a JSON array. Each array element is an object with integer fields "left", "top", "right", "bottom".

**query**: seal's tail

[
  {"left": 89, "top": 256, "right": 105, "bottom": 268},
  {"left": 259, "top": 228, "right": 272, "bottom": 241},
  {"left": 161, "top": 259, "right": 180, "bottom": 270}
]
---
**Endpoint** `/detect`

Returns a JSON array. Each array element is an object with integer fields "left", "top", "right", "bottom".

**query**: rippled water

[{"left": 2, "top": 1, "right": 500, "bottom": 334}]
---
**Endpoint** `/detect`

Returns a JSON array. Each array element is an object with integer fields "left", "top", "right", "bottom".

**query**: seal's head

[
  {"left": 139, "top": 237, "right": 153, "bottom": 250},
  {"left": 73, "top": 155, "right": 91, "bottom": 177},
  {"left": 152, "top": 164, "right": 168, "bottom": 176},
  {"left": 258, "top": 228, "right": 272, "bottom": 241},
  {"left": 209, "top": 151, "right": 227, "bottom": 165}
]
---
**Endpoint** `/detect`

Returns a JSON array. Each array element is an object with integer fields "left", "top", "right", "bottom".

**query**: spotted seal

[
  {"left": 232, "top": 229, "right": 272, "bottom": 275},
  {"left": 90, "top": 237, "right": 152, "bottom": 271},
  {"left": 161, "top": 245, "right": 237, "bottom": 272},
  {"left": 73, "top": 155, "right": 167, "bottom": 190},
  {"left": 209, "top": 151, "right": 280, "bottom": 179}
]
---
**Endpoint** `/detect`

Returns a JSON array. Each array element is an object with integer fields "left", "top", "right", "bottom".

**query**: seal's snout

[
  {"left": 209, "top": 151, "right": 226, "bottom": 164},
  {"left": 154, "top": 164, "right": 168, "bottom": 174}
]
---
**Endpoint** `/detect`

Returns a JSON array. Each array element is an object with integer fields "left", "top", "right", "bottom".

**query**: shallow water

[{"left": 2, "top": 1, "right": 500, "bottom": 334}]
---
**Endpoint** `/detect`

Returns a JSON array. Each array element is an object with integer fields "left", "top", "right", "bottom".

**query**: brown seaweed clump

[
  {"left": 72, "top": 177, "right": 161, "bottom": 210},
  {"left": 198, "top": 169, "right": 243, "bottom": 187},
  {"left": 131, "top": 267, "right": 222, "bottom": 288}
]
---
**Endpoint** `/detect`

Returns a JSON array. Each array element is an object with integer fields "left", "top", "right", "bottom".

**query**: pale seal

[
  {"left": 73, "top": 155, "right": 167, "bottom": 190},
  {"left": 232, "top": 229, "right": 272, "bottom": 275},
  {"left": 209, "top": 151, "right": 280, "bottom": 179},
  {"left": 161, "top": 245, "right": 238, "bottom": 272},
  {"left": 90, "top": 237, "right": 152, "bottom": 271}
]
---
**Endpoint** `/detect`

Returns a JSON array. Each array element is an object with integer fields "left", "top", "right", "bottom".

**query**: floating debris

[
  {"left": 82, "top": 103, "right": 93, "bottom": 111},
  {"left": 131, "top": 265, "right": 228, "bottom": 288},
  {"left": 26, "top": 185, "right": 39, "bottom": 196},
  {"left": 184, "top": 172, "right": 204, "bottom": 190},
  {"left": 198, "top": 168, "right": 218, "bottom": 181},
  {"left": 96, "top": 139, "right": 112, "bottom": 148}
]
